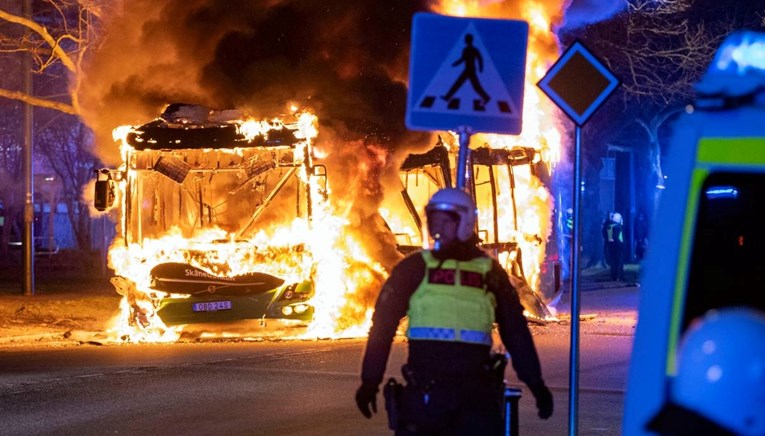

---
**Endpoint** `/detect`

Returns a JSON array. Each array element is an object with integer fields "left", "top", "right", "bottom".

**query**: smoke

[
  {"left": 560, "top": 0, "right": 627, "bottom": 31},
  {"left": 79, "top": 1, "right": 433, "bottom": 161},
  {"left": 78, "top": 0, "right": 444, "bottom": 269},
  {"left": 77, "top": 0, "right": 584, "bottom": 273}
]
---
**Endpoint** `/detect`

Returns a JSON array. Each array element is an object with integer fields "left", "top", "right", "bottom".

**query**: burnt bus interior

[
  {"left": 389, "top": 143, "right": 545, "bottom": 268},
  {"left": 93, "top": 109, "right": 325, "bottom": 328},
  {"left": 97, "top": 119, "right": 326, "bottom": 246},
  {"left": 383, "top": 141, "right": 558, "bottom": 322}
]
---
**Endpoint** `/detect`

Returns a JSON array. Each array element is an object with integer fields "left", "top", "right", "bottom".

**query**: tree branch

[
  {"left": 0, "top": 88, "right": 76, "bottom": 114},
  {"left": 0, "top": 7, "right": 77, "bottom": 73}
]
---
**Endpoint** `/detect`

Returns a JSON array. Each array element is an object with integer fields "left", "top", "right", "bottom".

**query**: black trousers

[
  {"left": 607, "top": 243, "right": 624, "bottom": 280},
  {"left": 395, "top": 378, "right": 503, "bottom": 436}
]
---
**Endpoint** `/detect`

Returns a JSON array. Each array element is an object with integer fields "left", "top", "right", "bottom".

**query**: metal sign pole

[
  {"left": 536, "top": 40, "right": 619, "bottom": 436},
  {"left": 568, "top": 125, "right": 582, "bottom": 436},
  {"left": 22, "top": 0, "right": 35, "bottom": 297},
  {"left": 456, "top": 126, "right": 473, "bottom": 190}
]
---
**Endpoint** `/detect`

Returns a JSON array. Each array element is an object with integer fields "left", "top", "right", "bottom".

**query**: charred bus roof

[{"left": 124, "top": 104, "right": 302, "bottom": 151}]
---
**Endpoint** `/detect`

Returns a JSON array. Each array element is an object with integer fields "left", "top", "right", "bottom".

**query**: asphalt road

[{"left": 0, "top": 291, "right": 635, "bottom": 436}]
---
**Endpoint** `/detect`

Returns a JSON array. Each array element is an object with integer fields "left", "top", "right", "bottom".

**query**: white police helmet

[
  {"left": 612, "top": 212, "right": 623, "bottom": 225},
  {"left": 670, "top": 307, "right": 765, "bottom": 435},
  {"left": 425, "top": 188, "right": 477, "bottom": 242}
]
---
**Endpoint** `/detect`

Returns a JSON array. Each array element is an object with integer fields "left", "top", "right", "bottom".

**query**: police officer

[
  {"left": 605, "top": 212, "right": 625, "bottom": 281},
  {"left": 647, "top": 307, "right": 765, "bottom": 435},
  {"left": 355, "top": 188, "right": 553, "bottom": 434}
]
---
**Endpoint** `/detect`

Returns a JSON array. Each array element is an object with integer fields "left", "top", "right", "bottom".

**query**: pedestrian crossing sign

[{"left": 406, "top": 13, "right": 528, "bottom": 135}]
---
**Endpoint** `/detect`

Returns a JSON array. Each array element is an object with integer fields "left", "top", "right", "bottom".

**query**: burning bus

[
  {"left": 94, "top": 104, "right": 335, "bottom": 339},
  {"left": 94, "top": 103, "right": 558, "bottom": 340},
  {"left": 381, "top": 138, "right": 559, "bottom": 323}
]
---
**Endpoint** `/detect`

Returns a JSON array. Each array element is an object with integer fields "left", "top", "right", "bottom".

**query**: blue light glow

[
  {"left": 705, "top": 185, "right": 739, "bottom": 199},
  {"left": 713, "top": 33, "right": 765, "bottom": 75},
  {"left": 696, "top": 31, "right": 765, "bottom": 98}
]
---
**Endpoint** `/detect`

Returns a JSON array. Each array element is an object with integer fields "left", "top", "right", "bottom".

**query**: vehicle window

[
  {"left": 129, "top": 149, "right": 300, "bottom": 241},
  {"left": 683, "top": 172, "right": 765, "bottom": 330},
  {"left": 379, "top": 186, "right": 423, "bottom": 247}
]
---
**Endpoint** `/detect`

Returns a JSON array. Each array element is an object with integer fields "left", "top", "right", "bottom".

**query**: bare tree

[
  {"left": 0, "top": 0, "right": 103, "bottom": 115},
  {"left": 569, "top": 0, "right": 765, "bottom": 213},
  {"left": 0, "top": 104, "right": 22, "bottom": 255},
  {"left": 618, "top": 1, "right": 755, "bottom": 207},
  {"left": 0, "top": 0, "right": 106, "bottom": 253},
  {"left": 36, "top": 114, "right": 99, "bottom": 249}
]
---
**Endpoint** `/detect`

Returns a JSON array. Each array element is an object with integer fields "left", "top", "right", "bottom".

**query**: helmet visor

[{"left": 425, "top": 203, "right": 468, "bottom": 215}]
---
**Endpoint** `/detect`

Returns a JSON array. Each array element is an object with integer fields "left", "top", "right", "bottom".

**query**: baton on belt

[{"left": 383, "top": 378, "right": 403, "bottom": 430}]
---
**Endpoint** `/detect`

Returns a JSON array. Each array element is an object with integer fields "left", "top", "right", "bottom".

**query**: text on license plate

[{"left": 192, "top": 301, "right": 233, "bottom": 312}]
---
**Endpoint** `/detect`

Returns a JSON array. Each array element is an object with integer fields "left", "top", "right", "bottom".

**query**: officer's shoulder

[
  {"left": 392, "top": 250, "right": 426, "bottom": 271},
  {"left": 402, "top": 250, "right": 426, "bottom": 262}
]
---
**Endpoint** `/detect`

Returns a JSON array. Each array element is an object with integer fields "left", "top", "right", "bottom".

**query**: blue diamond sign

[
  {"left": 406, "top": 13, "right": 529, "bottom": 135},
  {"left": 538, "top": 40, "right": 619, "bottom": 126}
]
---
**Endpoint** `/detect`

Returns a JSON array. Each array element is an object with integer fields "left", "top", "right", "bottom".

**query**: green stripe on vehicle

[
  {"left": 666, "top": 167, "right": 708, "bottom": 375},
  {"left": 697, "top": 138, "right": 765, "bottom": 165}
]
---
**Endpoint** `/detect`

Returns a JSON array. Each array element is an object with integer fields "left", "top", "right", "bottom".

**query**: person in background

[
  {"left": 604, "top": 212, "right": 625, "bottom": 281},
  {"left": 600, "top": 212, "right": 614, "bottom": 269},
  {"left": 586, "top": 210, "right": 609, "bottom": 269},
  {"left": 355, "top": 188, "right": 553, "bottom": 435}
]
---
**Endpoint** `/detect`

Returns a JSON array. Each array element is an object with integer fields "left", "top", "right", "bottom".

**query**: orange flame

[
  {"left": 100, "top": 1, "right": 570, "bottom": 341},
  {"left": 104, "top": 110, "right": 385, "bottom": 342},
  {"left": 431, "top": 1, "right": 567, "bottom": 295}
]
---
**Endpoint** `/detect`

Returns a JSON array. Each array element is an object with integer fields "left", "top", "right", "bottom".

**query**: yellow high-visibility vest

[{"left": 406, "top": 251, "right": 496, "bottom": 346}]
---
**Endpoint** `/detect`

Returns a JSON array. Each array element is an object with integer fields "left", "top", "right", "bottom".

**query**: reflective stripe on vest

[
  {"left": 406, "top": 250, "right": 496, "bottom": 346},
  {"left": 408, "top": 327, "right": 493, "bottom": 346}
]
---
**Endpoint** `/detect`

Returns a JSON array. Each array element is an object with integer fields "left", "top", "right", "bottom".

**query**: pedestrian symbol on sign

[
  {"left": 406, "top": 13, "right": 527, "bottom": 135},
  {"left": 413, "top": 23, "right": 519, "bottom": 119},
  {"left": 442, "top": 33, "right": 491, "bottom": 107}
]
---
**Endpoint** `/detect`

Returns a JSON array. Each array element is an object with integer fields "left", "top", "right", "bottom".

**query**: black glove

[
  {"left": 529, "top": 382, "right": 554, "bottom": 419},
  {"left": 355, "top": 383, "right": 378, "bottom": 419}
]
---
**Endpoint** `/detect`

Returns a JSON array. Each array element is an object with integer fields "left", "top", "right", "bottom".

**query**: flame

[
  {"left": 99, "top": 1, "right": 571, "bottom": 341},
  {"left": 238, "top": 119, "right": 279, "bottom": 142},
  {"left": 103, "top": 110, "right": 385, "bottom": 342},
  {"left": 112, "top": 125, "right": 136, "bottom": 162},
  {"left": 427, "top": 2, "right": 566, "bottom": 300},
  {"left": 434, "top": 1, "right": 565, "bottom": 166}
]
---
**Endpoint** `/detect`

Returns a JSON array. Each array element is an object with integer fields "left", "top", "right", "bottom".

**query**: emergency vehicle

[{"left": 623, "top": 31, "right": 765, "bottom": 434}]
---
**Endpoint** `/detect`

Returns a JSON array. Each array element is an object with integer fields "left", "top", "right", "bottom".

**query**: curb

[
  {"left": 581, "top": 281, "right": 639, "bottom": 291},
  {"left": 0, "top": 330, "right": 108, "bottom": 347},
  {"left": 0, "top": 332, "right": 66, "bottom": 345}
]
